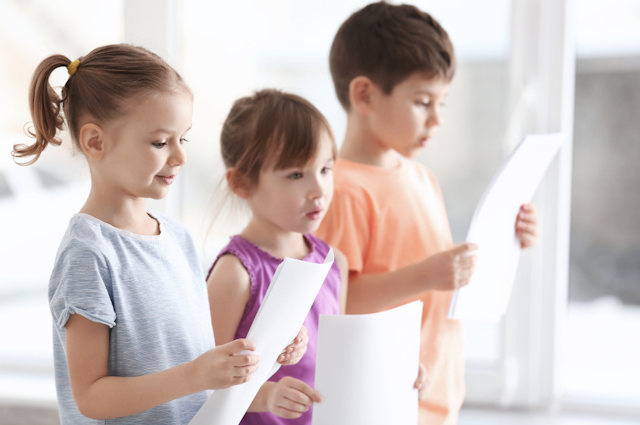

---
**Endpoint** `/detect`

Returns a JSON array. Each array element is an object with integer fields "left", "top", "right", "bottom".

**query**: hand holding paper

[
  {"left": 264, "top": 376, "right": 321, "bottom": 419},
  {"left": 515, "top": 203, "right": 540, "bottom": 248},
  {"left": 189, "top": 249, "right": 334, "bottom": 425},
  {"left": 277, "top": 326, "right": 309, "bottom": 365},
  {"left": 419, "top": 242, "right": 479, "bottom": 291},
  {"left": 448, "top": 133, "right": 565, "bottom": 322},
  {"left": 190, "top": 339, "right": 260, "bottom": 392}
]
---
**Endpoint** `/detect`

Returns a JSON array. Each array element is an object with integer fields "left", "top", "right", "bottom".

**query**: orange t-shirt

[{"left": 315, "top": 157, "right": 464, "bottom": 425}]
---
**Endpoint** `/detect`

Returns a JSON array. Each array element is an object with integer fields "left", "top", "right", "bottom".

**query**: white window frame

[{"left": 464, "top": 0, "right": 575, "bottom": 409}]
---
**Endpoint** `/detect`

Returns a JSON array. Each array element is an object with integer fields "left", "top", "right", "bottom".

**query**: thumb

[
  {"left": 451, "top": 242, "right": 479, "bottom": 257},
  {"left": 225, "top": 338, "right": 257, "bottom": 355},
  {"left": 290, "top": 379, "right": 323, "bottom": 403}
]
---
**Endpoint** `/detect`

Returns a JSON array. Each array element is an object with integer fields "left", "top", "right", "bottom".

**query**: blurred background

[{"left": 0, "top": 0, "right": 638, "bottom": 424}]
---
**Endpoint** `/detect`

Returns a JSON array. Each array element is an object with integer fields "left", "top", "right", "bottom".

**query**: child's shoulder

[
  {"left": 333, "top": 157, "right": 441, "bottom": 196},
  {"left": 62, "top": 214, "right": 116, "bottom": 252},
  {"left": 403, "top": 158, "right": 440, "bottom": 185}
]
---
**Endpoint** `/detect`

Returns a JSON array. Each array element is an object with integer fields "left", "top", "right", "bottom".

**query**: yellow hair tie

[{"left": 67, "top": 60, "right": 80, "bottom": 76}]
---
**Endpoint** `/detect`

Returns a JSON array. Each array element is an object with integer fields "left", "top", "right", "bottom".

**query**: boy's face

[{"left": 368, "top": 72, "right": 450, "bottom": 158}]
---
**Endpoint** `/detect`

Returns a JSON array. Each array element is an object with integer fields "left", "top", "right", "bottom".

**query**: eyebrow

[
  {"left": 149, "top": 125, "right": 192, "bottom": 135},
  {"left": 414, "top": 89, "right": 449, "bottom": 96}
]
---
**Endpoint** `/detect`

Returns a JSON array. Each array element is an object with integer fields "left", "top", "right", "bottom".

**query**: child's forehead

[
  {"left": 266, "top": 132, "right": 335, "bottom": 172},
  {"left": 394, "top": 72, "right": 451, "bottom": 97}
]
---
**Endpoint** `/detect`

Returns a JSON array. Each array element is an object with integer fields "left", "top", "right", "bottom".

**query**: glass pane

[
  {"left": 0, "top": 0, "right": 123, "bottom": 403},
  {"left": 182, "top": 0, "right": 510, "bottom": 367},
  {"left": 565, "top": 0, "right": 640, "bottom": 404}
]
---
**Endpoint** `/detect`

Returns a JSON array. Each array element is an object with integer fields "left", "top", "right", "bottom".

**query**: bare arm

[
  {"left": 207, "top": 254, "right": 252, "bottom": 346},
  {"left": 345, "top": 243, "right": 478, "bottom": 314},
  {"left": 333, "top": 247, "right": 349, "bottom": 315},
  {"left": 207, "top": 254, "right": 309, "bottom": 414},
  {"left": 66, "top": 314, "right": 259, "bottom": 419}
]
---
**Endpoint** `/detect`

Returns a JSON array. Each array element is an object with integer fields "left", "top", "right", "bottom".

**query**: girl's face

[
  {"left": 247, "top": 131, "right": 335, "bottom": 235},
  {"left": 98, "top": 91, "right": 193, "bottom": 200}
]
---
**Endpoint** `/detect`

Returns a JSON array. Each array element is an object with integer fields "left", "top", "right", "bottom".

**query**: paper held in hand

[
  {"left": 447, "top": 133, "right": 565, "bottom": 323},
  {"left": 312, "top": 301, "right": 423, "bottom": 425},
  {"left": 189, "top": 249, "right": 335, "bottom": 425}
]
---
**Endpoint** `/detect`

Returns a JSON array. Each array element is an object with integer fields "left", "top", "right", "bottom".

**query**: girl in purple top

[{"left": 206, "top": 89, "right": 349, "bottom": 424}]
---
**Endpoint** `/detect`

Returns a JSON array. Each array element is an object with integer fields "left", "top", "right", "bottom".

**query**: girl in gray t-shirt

[{"left": 13, "top": 44, "right": 308, "bottom": 424}]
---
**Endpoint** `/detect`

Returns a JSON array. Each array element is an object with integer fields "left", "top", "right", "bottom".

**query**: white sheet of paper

[
  {"left": 189, "top": 249, "right": 335, "bottom": 425},
  {"left": 312, "top": 301, "right": 423, "bottom": 425},
  {"left": 447, "top": 133, "right": 565, "bottom": 322}
]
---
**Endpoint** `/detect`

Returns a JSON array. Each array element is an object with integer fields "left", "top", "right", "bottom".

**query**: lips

[
  {"left": 305, "top": 208, "right": 324, "bottom": 220},
  {"left": 156, "top": 175, "right": 175, "bottom": 185},
  {"left": 418, "top": 137, "right": 430, "bottom": 147}
]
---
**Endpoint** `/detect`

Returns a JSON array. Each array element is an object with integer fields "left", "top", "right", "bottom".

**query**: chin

[
  {"left": 297, "top": 221, "right": 321, "bottom": 235},
  {"left": 399, "top": 148, "right": 422, "bottom": 159},
  {"left": 147, "top": 189, "right": 171, "bottom": 200}
]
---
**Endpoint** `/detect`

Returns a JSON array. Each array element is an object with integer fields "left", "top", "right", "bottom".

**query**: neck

[
  {"left": 241, "top": 216, "right": 309, "bottom": 260},
  {"left": 339, "top": 112, "right": 400, "bottom": 169},
  {"left": 80, "top": 177, "right": 158, "bottom": 236}
]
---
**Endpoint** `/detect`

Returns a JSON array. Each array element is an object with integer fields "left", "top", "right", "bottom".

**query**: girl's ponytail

[
  {"left": 12, "top": 55, "right": 71, "bottom": 165},
  {"left": 12, "top": 44, "right": 189, "bottom": 166}
]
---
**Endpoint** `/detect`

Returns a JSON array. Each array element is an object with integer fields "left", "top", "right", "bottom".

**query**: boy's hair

[
  {"left": 330, "top": 1, "right": 456, "bottom": 110},
  {"left": 13, "top": 44, "right": 190, "bottom": 165},
  {"left": 221, "top": 89, "right": 336, "bottom": 191}
]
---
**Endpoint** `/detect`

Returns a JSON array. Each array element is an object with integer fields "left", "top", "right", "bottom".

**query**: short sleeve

[
  {"left": 315, "top": 189, "right": 370, "bottom": 274},
  {"left": 49, "top": 242, "right": 116, "bottom": 329}
]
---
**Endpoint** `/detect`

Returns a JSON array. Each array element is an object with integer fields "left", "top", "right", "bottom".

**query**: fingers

[
  {"left": 271, "top": 401, "right": 307, "bottom": 419},
  {"left": 515, "top": 207, "right": 540, "bottom": 249},
  {"left": 521, "top": 203, "right": 537, "bottom": 213},
  {"left": 270, "top": 378, "right": 321, "bottom": 419},
  {"left": 231, "top": 353, "right": 260, "bottom": 367},
  {"left": 414, "top": 364, "right": 430, "bottom": 401},
  {"left": 451, "top": 242, "right": 479, "bottom": 256},
  {"left": 286, "top": 377, "right": 322, "bottom": 403},
  {"left": 518, "top": 232, "right": 538, "bottom": 249},
  {"left": 231, "top": 366, "right": 258, "bottom": 382},
  {"left": 278, "top": 332, "right": 309, "bottom": 365},
  {"left": 224, "top": 338, "right": 257, "bottom": 355}
]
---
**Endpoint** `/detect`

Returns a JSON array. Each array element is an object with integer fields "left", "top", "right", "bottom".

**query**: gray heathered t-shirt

[{"left": 49, "top": 213, "right": 215, "bottom": 424}]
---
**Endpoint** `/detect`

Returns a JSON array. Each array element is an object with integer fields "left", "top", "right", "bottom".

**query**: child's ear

[
  {"left": 226, "top": 168, "right": 252, "bottom": 199},
  {"left": 78, "top": 123, "right": 106, "bottom": 160},
  {"left": 348, "top": 76, "right": 376, "bottom": 116}
]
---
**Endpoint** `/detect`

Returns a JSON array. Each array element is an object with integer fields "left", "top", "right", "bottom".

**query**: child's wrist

[
  {"left": 249, "top": 381, "right": 275, "bottom": 412},
  {"left": 185, "top": 358, "right": 205, "bottom": 393}
]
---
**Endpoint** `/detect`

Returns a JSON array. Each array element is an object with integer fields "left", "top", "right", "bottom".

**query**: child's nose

[
  {"left": 169, "top": 142, "right": 187, "bottom": 167},
  {"left": 308, "top": 177, "right": 325, "bottom": 199},
  {"left": 426, "top": 106, "right": 443, "bottom": 128}
]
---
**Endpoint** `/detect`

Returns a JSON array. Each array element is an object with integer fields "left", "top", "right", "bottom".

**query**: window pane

[{"left": 565, "top": 0, "right": 640, "bottom": 405}]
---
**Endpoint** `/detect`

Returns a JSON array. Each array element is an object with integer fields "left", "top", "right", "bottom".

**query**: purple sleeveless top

[{"left": 208, "top": 234, "right": 342, "bottom": 425}]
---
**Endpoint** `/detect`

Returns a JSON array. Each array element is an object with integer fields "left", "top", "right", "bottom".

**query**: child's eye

[
  {"left": 288, "top": 172, "right": 303, "bottom": 180},
  {"left": 152, "top": 141, "right": 167, "bottom": 149},
  {"left": 180, "top": 138, "right": 189, "bottom": 144},
  {"left": 321, "top": 166, "right": 332, "bottom": 174},
  {"left": 418, "top": 101, "right": 430, "bottom": 107}
]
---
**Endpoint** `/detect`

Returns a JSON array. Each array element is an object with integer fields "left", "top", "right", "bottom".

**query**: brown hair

[
  {"left": 12, "top": 44, "right": 190, "bottom": 165},
  {"left": 221, "top": 89, "right": 336, "bottom": 191},
  {"left": 330, "top": 1, "right": 456, "bottom": 110}
]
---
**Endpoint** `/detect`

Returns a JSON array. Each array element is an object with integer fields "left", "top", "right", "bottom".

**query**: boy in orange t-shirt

[{"left": 315, "top": 3, "right": 540, "bottom": 424}]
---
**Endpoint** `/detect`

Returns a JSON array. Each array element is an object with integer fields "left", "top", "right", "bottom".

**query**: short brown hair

[
  {"left": 13, "top": 44, "right": 190, "bottom": 165},
  {"left": 330, "top": 1, "right": 456, "bottom": 110},
  {"left": 221, "top": 89, "right": 336, "bottom": 191}
]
